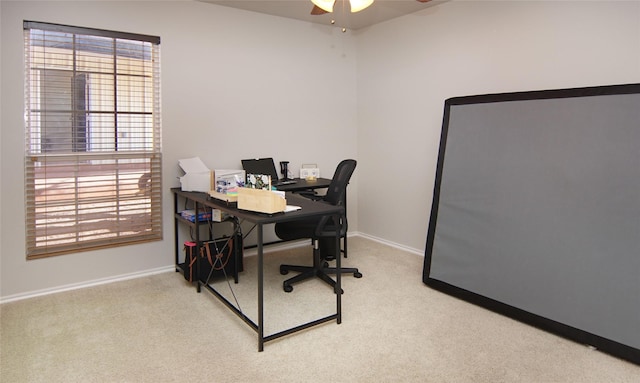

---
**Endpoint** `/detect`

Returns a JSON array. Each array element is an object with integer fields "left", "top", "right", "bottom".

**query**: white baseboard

[
  {"left": 354, "top": 232, "right": 424, "bottom": 256},
  {"left": 1, "top": 233, "right": 423, "bottom": 304},
  {"left": 255, "top": 232, "right": 424, "bottom": 257},
  {"left": 0, "top": 265, "right": 175, "bottom": 304}
]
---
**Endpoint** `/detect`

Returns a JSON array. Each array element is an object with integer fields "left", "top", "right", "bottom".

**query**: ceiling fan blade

[{"left": 310, "top": 5, "right": 329, "bottom": 15}]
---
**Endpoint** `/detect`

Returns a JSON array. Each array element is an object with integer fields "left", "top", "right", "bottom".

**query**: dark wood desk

[
  {"left": 172, "top": 188, "right": 343, "bottom": 351},
  {"left": 273, "top": 177, "right": 331, "bottom": 192}
]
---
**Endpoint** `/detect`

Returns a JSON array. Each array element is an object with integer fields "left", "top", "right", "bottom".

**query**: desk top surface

[
  {"left": 172, "top": 187, "right": 342, "bottom": 225},
  {"left": 273, "top": 177, "right": 331, "bottom": 192}
]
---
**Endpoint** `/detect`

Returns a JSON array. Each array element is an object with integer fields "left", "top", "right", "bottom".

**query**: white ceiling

[{"left": 197, "top": 0, "right": 448, "bottom": 30}]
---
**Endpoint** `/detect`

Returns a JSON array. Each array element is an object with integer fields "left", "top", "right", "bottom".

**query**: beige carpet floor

[{"left": 1, "top": 237, "right": 639, "bottom": 382}]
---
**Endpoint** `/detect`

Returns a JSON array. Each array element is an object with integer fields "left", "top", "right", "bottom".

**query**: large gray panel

[{"left": 429, "top": 93, "right": 640, "bottom": 349}]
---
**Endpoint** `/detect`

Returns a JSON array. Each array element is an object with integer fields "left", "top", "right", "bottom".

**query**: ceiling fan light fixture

[
  {"left": 349, "top": 0, "right": 374, "bottom": 13},
  {"left": 311, "top": 0, "right": 375, "bottom": 14},
  {"left": 311, "top": 0, "right": 335, "bottom": 13}
]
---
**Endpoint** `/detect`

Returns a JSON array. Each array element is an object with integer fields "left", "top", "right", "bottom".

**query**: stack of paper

[{"left": 178, "top": 157, "right": 211, "bottom": 192}]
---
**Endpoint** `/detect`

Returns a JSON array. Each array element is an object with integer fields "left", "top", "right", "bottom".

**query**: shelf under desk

[{"left": 172, "top": 187, "right": 344, "bottom": 351}]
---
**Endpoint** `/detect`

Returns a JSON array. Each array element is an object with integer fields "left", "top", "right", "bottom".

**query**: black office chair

[{"left": 275, "top": 159, "right": 362, "bottom": 293}]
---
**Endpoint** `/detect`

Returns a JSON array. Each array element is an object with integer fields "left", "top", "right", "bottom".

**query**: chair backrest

[{"left": 323, "top": 159, "right": 357, "bottom": 206}]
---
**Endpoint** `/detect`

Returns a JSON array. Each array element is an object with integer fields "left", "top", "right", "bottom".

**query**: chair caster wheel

[
  {"left": 334, "top": 287, "right": 344, "bottom": 295},
  {"left": 322, "top": 262, "right": 329, "bottom": 268},
  {"left": 354, "top": 272, "right": 363, "bottom": 278},
  {"left": 283, "top": 284, "right": 293, "bottom": 293},
  {"left": 280, "top": 267, "right": 289, "bottom": 275}
]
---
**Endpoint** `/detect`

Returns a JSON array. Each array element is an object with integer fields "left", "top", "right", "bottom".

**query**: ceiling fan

[{"left": 311, "top": 0, "right": 432, "bottom": 15}]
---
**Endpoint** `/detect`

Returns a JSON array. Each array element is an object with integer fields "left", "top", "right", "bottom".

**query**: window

[{"left": 24, "top": 21, "right": 162, "bottom": 259}]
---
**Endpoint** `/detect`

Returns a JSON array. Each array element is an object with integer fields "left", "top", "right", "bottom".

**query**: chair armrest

[{"left": 314, "top": 213, "right": 347, "bottom": 238}]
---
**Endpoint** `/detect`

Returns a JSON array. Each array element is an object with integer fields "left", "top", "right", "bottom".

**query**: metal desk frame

[{"left": 172, "top": 187, "right": 342, "bottom": 351}]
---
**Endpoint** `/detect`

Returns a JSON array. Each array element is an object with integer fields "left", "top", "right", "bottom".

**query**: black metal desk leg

[
  {"left": 335, "top": 213, "right": 342, "bottom": 324},
  {"left": 258, "top": 224, "right": 264, "bottom": 351},
  {"left": 174, "top": 193, "right": 179, "bottom": 271},
  {"left": 195, "top": 202, "right": 201, "bottom": 293}
]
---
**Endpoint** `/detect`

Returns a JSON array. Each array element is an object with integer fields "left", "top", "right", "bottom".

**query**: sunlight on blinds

[{"left": 24, "top": 22, "right": 162, "bottom": 258}]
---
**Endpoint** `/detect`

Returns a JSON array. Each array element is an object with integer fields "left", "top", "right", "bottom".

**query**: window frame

[{"left": 24, "top": 21, "right": 162, "bottom": 259}]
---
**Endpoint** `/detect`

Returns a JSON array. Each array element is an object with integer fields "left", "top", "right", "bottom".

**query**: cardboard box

[{"left": 237, "top": 187, "right": 286, "bottom": 214}]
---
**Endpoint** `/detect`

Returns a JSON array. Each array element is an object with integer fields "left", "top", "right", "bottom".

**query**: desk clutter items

[
  {"left": 182, "top": 241, "right": 197, "bottom": 282},
  {"left": 209, "top": 169, "right": 245, "bottom": 202},
  {"left": 180, "top": 208, "right": 211, "bottom": 222},
  {"left": 300, "top": 164, "right": 320, "bottom": 181},
  {"left": 178, "top": 157, "right": 212, "bottom": 192},
  {"left": 246, "top": 173, "right": 271, "bottom": 190},
  {"left": 180, "top": 208, "right": 228, "bottom": 222},
  {"left": 180, "top": 235, "right": 243, "bottom": 284},
  {"left": 237, "top": 173, "right": 286, "bottom": 214},
  {"left": 178, "top": 157, "right": 246, "bottom": 203},
  {"left": 198, "top": 235, "right": 244, "bottom": 283}
]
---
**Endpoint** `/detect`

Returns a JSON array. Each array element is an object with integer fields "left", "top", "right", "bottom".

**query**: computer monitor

[{"left": 241, "top": 158, "right": 279, "bottom": 181}]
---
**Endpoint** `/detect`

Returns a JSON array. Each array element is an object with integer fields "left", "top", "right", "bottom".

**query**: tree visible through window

[{"left": 24, "top": 21, "right": 162, "bottom": 258}]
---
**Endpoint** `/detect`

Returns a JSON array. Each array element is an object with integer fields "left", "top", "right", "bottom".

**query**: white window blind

[{"left": 24, "top": 21, "right": 162, "bottom": 259}]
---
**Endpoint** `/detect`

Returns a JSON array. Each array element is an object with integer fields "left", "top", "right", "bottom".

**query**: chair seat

[
  {"left": 275, "top": 219, "right": 340, "bottom": 259},
  {"left": 274, "top": 218, "right": 318, "bottom": 241}
]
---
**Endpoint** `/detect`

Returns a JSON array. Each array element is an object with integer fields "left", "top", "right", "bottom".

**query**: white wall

[
  {"left": 2, "top": 0, "right": 640, "bottom": 300},
  {"left": 356, "top": 0, "right": 640, "bottom": 252},
  {"left": 0, "top": 0, "right": 358, "bottom": 300}
]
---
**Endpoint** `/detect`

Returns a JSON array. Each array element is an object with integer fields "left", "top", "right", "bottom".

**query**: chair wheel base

[
  {"left": 283, "top": 284, "right": 293, "bottom": 293},
  {"left": 354, "top": 272, "right": 363, "bottom": 278}
]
